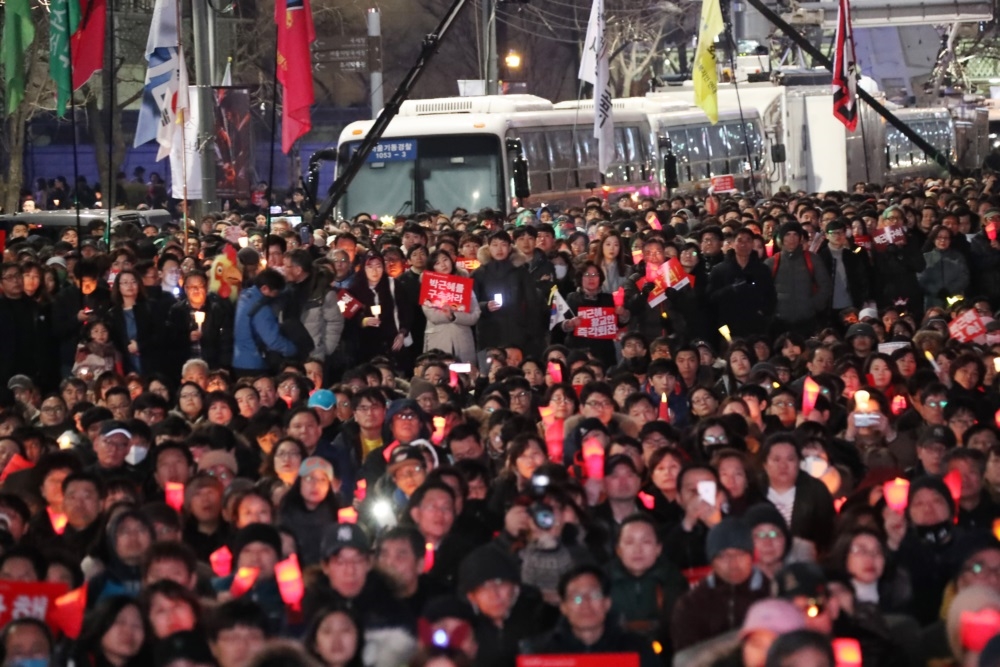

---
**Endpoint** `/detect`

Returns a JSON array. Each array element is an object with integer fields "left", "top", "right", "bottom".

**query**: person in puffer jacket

[
  {"left": 765, "top": 221, "right": 831, "bottom": 337},
  {"left": 232, "top": 269, "right": 297, "bottom": 375}
]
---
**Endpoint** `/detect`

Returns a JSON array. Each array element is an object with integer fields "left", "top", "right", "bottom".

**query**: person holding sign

[
  {"left": 422, "top": 251, "right": 481, "bottom": 364},
  {"left": 346, "top": 252, "right": 411, "bottom": 366},
  {"left": 561, "top": 262, "right": 628, "bottom": 369}
]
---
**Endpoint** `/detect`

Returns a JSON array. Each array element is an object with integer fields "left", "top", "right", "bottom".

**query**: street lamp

[{"left": 505, "top": 51, "right": 522, "bottom": 70}]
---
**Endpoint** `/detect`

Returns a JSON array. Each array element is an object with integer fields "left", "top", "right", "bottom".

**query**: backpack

[
  {"left": 247, "top": 296, "right": 314, "bottom": 371},
  {"left": 771, "top": 250, "right": 819, "bottom": 295}
]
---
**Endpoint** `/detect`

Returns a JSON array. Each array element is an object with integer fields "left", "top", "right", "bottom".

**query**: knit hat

[
  {"left": 739, "top": 599, "right": 806, "bottom": 638},
  {"left": 778, "top": 221, "right": 804, "bottom": 238},
  {"left": 744, "top": 503, "right": 792, "bottom": 557},
  {"left": 909, "top": 474, "right": 956, "bottom": 519},
  {"left": 457, "top": 545, "right": 520, "bottom": 594},
  {"left": 386, "top": 398, "right": 425, "bottom": 423},
  {"left": 408, "top": 378, "right": 436, "bottom": 400},
  {"left": 231, "top": 523, "right": 281, "bottom": 562},
  {"left": 706, "top": 518, "right": 754, "bottom": 561}
]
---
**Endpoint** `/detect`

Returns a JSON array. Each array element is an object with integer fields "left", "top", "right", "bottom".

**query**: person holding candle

[
  {"left": 346, "top": 251, "right": 409, "bottom": 365},
  {"left": 471, "top": 230, "right": 542, "bottom": 368},
  {"left": 165, "top": 270, "right": 235, "bottom": 378},
  {"left": 211, "top": 523, "right": 286, "bottom": 633}
]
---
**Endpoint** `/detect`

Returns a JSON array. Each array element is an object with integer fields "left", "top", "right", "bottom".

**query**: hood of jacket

[{"left": 477, "top": 245, "right": 530, "bottom": 269}]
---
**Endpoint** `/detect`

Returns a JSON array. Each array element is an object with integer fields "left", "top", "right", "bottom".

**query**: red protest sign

[
  {"left": 518, "top": 656, "right": 639, "bottom": 667},
  {"left": 949, "top": 309, "right": 987, "bottom": 343},
  {"left": 663, "top": 257, "right": 691, "bottom": 290},
  {"left": 336, "top": 291, "right": 364, "bottom": 319},
  {"left": 0, "top": 580, "right": 70, "bottom": 634},
  {"left": 419, "top": 271, "right": 473, "bottom": 313},
  {"left": 574, "top": 307, "right": 618, "bottom": 340},
  {"left": 710, "top": 174, "right": 736, "bottom": 193}
]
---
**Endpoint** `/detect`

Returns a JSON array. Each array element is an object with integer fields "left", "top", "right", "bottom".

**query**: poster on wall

[{"left": 213, "top": 87, "right": 256, "bottom": 200}]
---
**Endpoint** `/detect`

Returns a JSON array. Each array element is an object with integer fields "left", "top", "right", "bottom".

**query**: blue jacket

[{"left": 233, "top": 286, "right": 297, "bottom": 370}]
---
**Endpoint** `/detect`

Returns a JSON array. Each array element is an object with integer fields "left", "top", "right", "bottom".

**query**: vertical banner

[
  {"left": 213, "top": 87, "right": 255, "bottom": 200},
  {"left": 169, "top": 85, "right": 201, "bottom": 200}
]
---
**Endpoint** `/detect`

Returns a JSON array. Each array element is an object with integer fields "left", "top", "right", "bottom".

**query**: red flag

[
  {"left": 275, "top": 0, "right": 315, "bottom": 153},
  {"left": 52, "top": 586, "right": 87, "bottom": 639},
  {"left": 71, "top": 0, "right": 107, "bottom": 90},
  {"left": 831, "top": 0, "right": 858, "bottom": 131}
]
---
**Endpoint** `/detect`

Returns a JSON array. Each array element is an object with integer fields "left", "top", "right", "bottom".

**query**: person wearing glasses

[
  {"left": 520, "top": 563, "right": 658, "bottom": 666},
  {"left": 560, "top": 261, "right": 628, "bottom": 370}
]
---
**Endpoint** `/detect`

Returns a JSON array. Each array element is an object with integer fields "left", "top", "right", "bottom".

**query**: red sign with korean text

[
  {"left": 518, "top": 654, "right": 639, "bottom": 667},
  {"left": 0, "top": 580, "right": 69, "bottom": 633},
  {"left": 949, "top": 309, "right": 987, "bottom": 343},
  {"left": 574, "top": 307, "right": 618, "bottom": 340},
  {"left": 336, "top": 290, "right": 364, "bottom": 319},
  {"left": 663, "top": 257, "right": 691, "bottom": 289},
  {"left": 710, "top": 175, "right": 736, "bottom": 193},
  {"left": 419, "top": 271, "right": 473, "bottom": 313}
]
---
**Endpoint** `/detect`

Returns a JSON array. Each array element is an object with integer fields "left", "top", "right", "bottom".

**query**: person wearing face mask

[{"left": 1, "top": 618, "right": 53, "bottom": 667}]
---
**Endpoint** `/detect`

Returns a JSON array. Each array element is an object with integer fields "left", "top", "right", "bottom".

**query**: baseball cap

[
  {"left": 6, "top": 375, "right": 34, "bottom": 392},
  {"left": 299, "top": 456, "right": 335, "bottom": 481},
  {"left": 388, "top": 446, "right": 424, "bottom": 475},
  {"left": 776, "top": 562, "right": 828, "bottom": 600},
  {"left": 858, "top": 307, "right": 879, "bottom": 322},
  {"left": 308, "top": 389, "right": 336, "bottom": 411},
  {"left": 321, "top": 522, "right": 371, "bottom": 559},
  {"left": 99, "top": 420, "right": 133, "bottom": 440},
  {"left": 919, "top": 424, "right": 957, "bottom": 449}
]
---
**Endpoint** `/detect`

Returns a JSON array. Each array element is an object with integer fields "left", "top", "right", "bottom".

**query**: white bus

[
  {"left": 556, "top": 97, "right": 767, "bottom": 195},
  {"left": 334, "top": 95, "right": 659, "bottom": 219}
]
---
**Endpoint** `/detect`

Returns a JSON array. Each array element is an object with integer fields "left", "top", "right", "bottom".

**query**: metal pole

[
  {"left": 743, "top": 0, "right": 964, "bottom": 177},
  {"left": 192, "top": 0, "right": 218, "bottom": 212},
  {"left": 367, "top": 8, "right": 383, "bottom": 118},
  {"left": 483, "top": 0, "right": 498, "bottom": 94}
]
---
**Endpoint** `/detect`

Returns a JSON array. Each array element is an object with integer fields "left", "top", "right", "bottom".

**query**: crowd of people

[{"left": 1, "top": 176, "right": 1000, "bottom": 667}]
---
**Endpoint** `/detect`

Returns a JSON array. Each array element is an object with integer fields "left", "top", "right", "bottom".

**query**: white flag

[
  {"left": 578, "top": 0, "right": 614, "bottom": 174},
  {"left": 169, "top": 85, "right": 201, "bottom": 199},
  {"left": 549, "top": 287, "right": 573, "bottom": 330},
  {"left": 134, "top": 0, "right": 189, "bottom": 162},
  {"left": 221, "top": 58, "right": 232, "bottom": 86}
]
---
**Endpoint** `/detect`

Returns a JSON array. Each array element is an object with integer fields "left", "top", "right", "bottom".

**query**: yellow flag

[{"left": 694, "top": 0, "right": 724, "bottom": 124}]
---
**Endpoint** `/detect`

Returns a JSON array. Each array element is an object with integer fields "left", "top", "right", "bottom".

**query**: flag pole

[
  {"left": 266, "top": 37, "right": 279, "bottom": 236},
  {"left": 104, "top": 0, "right": 114, "bottom": 243},
  {"left": 69, "top": 65, "right": 81, "bottom": 240},
  {"left": 174, "top": 0, "right": 189, "bottom": 243}
]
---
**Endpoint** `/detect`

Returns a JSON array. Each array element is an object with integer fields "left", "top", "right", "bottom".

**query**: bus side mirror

[{"left": 771, "top": 144, "right": 786, "bottom": 163}]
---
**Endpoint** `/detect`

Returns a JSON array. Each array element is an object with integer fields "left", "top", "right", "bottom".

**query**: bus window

[
  {"left": 687, "top": 127, "right": 710, "bottom": 181},
  {"left": 604, "top": 127, "right": 629, "bottom": 185},
  {"left": 576, "top": 129, "right": 599, "bottom": 186},
  {"left": 548, "top": 129, "right": 577, "bottom": 191},
  {"left": 707, "top": 123, "right": 730, "bottom": 176},
  {"left": 623, "top": 125, "right": 646, "bottom": 182},
  {"left": 521, "top": 131, "right": 552, "bottom": 191}
]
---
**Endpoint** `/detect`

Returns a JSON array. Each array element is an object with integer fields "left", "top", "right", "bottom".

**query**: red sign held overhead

[
  {"left": 710, "top": 175, "right": 737, "bottom": 193},
  {"left": 419, "top": 271, "right": 474, "bottom": 313},
  {"left": 0, "top": 580, "right": 71, "bottom": 636},
  {"left": 949, "top": 309, "right": 987, "bottom": 343}
]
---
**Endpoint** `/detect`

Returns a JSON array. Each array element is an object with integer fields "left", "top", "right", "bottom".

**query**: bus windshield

[{"left": 338, "top": 134, "right": 504, "bottom": 217}]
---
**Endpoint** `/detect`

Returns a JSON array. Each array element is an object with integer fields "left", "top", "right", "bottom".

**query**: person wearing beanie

[
  {"left": 278, "top": 456, "right": 340, "bottom": 567},
  {"left": 670, "top": 517, "right": 769, "bottom": 652},
  {"left": 407, "top": 377, "right": 437, "bottom": 413},
  {"left": 895, "top": 474, "right": 963, "bottom": 626},
  {"left": 744, "top": 503, "right": 793, "bottom": 579},
  {"left": 164, "top": 268, "right": 235, "bottom": 378},
  {"left": 765, "top": 217, "right": 832, "bottom": 338},
  {"left": 458, "top": 544, "right": 557, "bottom": 667}
]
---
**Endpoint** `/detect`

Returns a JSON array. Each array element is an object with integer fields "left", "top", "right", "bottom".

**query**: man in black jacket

[
  {"left": 472, "top": 230, "right": 541, "bottom": 363},
  {"left": 520, "top": 564, "right": 659, "bottom": 667},
  {"left": 707, "top": 228, "right": 776, "bottom": 338},
  {"left": 816, "top": 217, "right": 871, "bottom": 317},
  {"left": 165, "top": 270, "right": 235, "bottom": 375}
]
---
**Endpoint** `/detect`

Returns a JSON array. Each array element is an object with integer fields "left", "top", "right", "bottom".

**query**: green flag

[
  {"left": 49, "top": 0, "right": 78, "bottom": 116},
  {"left": 2, "top": 0, "right": 35, "bottom": 116}
]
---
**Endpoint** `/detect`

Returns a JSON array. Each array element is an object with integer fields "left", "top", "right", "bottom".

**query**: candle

[
  {"left": 944, "top": 469, "right": 963, "bottom": 512},
  {"left": 993, "top": 518, "right": 1000, "bottom": 542},
  {"left": 494, "top": 293, "right": 503, "bottom": 307},
  {"left": 432, "top": 416, "right": 446, "bottom": 445},
  {"left": 960, "top": 608, "right": 1000, "bottom": 652},
  {"left": 882, "top": 478, "right": 910, "bottom": 513},
  {"left": 275, "top": 554, "right": 304, "bottom": 609},
  {"left": 371, "top": 304, "right": 382, "bottom": 318},
  {"left": 718, "top": 325, "right": 731, "bottom": 342},
  {"left": 832, "top": 637, "right": 862, "bottom": 667},
  {"left": 834, "top": 497, "right": 847, "bottom": 513},
  {"left": 925, "top": 350, "right": 940, "bottom": 372},
  {"left": 238, "top": 237, "right": 249, "bottom": 248},
  {"left": 638, "top": 491, "right": 655, "bottom": 510},
  {"left": 547, "top": 361, "right": 563, "bottom": 384},
  {"left": 209, "top": 546, "right": 233, "bottom": 577},
  {"left": 47, "top": 507, "right": 68, "bottom": 535},
  {"left": 354, "top": 479, "right": 367, "bottom": 502},
  {"left": 802, "top": 377, "right": 820, "bottom": 415},
  {"left": 58, "top": 433, "right": 74, "bottom": 450},
  {"left": 891, "top": 395, "right": 908, "bottom": 415},
  {"left": 612, "top": 287, "right": 625, "bottom": 308},
  {"left": 994, "top": 357, "right": 1000, "bottom": 374},
  {"left": 165, "top": 482, "right": 185, "bottom": 513},
  {"left": 338, "top": 507, "right": 358, "bottom": 524},
  {"left": 229, "top": 567, "right": 259, "bottom": 598},
  {"left": 545, "top": 420, "right": 564, "bottom": 464},
  {"left": 854, "top": 390, "right": 870, "bottom": 413},
  {"left": 193, "top": 311, "right": 205, "bottom": 330},
  {"left": 424, "top": 542, "right": 435, "bottom": 573},
  {"left": 658, "top": 392, "right": 670, "bottom": 423},
  {"left": 582, "top": 437, "right": 605, "bottom": 480}
]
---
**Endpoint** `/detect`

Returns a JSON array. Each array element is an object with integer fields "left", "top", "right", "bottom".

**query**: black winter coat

[
  {"left": 108, "top": 299, "right": 166, "bottom": 376},
  {"left": 870, "top": 240, "right": 926, "bottom": 312},
  {"left": 472, "top": 248, "right": 540, "bottom": 350},
  {"left": 707, "top": 252, "right": 776, "bottom": 338}
]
